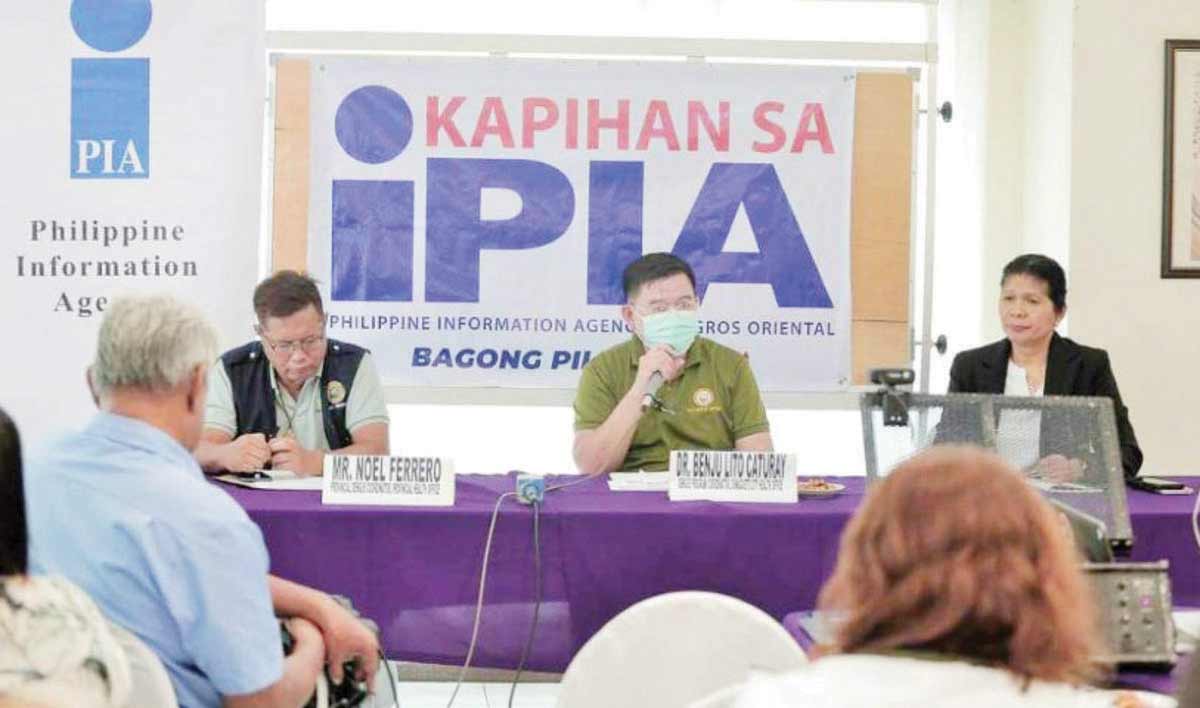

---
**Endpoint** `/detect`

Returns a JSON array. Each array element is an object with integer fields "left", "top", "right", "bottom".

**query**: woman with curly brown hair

[{"left": 733, "top": 446, "right": 1139, "bottom": 707}]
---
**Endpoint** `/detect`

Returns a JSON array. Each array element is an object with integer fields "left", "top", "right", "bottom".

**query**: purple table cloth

[{"left": 220, "top": 474, "right": 1200, "bottom": 673}]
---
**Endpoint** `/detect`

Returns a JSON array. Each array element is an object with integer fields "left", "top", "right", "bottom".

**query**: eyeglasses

[
  {"left": 257, "top": 327, "right": 326, "bottom": 356},
  {"left": 636, "top": 296, "right": 699, "bottom": 315}
]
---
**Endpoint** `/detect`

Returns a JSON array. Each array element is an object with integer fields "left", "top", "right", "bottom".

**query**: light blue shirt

[{"left": 26, "top": 412, "right": 283, "bottom": 708}]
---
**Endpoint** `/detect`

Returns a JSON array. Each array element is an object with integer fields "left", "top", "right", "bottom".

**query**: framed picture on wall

[{"left": 1163, "top": 39, "right": 1200, "bottom": 278}]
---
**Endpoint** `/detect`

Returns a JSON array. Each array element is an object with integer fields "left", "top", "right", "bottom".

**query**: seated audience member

[
  {"left": 573, "top": 253, "right": 772, "bottom": 474},
  {"left": 25, "top": 295, "right": 379, "bottom": 708},
  {"left": 195, "top": 270, "right": 389, "bottom": 476},
  {"left": 734, "top": 446, "right": 1133, "bottom": 708},
  {"left": 947, "top": 254, "right": 1142, "bottom": 480},
  {"left": 0, "top": 407, "right": 131, "bottom": 708}
]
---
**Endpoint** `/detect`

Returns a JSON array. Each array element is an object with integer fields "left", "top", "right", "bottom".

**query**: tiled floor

[{"left": 372, "top": 678, "right": 559, "bottom": 708}]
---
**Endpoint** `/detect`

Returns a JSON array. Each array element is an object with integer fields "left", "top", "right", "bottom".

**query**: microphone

[{"left": 641, "top": 371, "right": 664, "bottom": 411}]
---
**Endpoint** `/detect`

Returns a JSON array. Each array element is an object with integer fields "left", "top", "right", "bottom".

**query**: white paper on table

[
  {"left": 1173, "top": 609, "right": 1200, "bottom": 654},
  {"left": 214, "top": 470, "right": 325, "bottom": 491},
  {"left": 1124, "top": 691, "right": 1176, "bottom": 708},
  {"left": 607, "top": 471, "right": 671, "bottom": 492},
  {"left": 1025, "top": 478, "right": 1104, "bottom": 494}
]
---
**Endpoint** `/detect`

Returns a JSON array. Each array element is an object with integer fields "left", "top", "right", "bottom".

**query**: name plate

[
  {"left": 668, "top": 450, "right": 797, "bottom": 503},
  {"left": 322, "top": 455, "right": 455, "bottom": 507}
]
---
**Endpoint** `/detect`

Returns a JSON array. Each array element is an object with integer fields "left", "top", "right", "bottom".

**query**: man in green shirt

[{"left": 573, "top": 253, "right": 773, "bottom": 474}]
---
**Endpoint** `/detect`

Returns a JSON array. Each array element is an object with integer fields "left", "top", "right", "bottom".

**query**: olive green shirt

[{"left": 573, "top": 336, "right": 770, "bottom": 471}]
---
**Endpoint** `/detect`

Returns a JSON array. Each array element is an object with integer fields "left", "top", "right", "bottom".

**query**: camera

[
  {"left": 280, "top": 595, "right": 377, "bottom": 708},
  {"left": 869, "top": 368, "right": 915, "bottom": 388},
  {"left": 868, "top": 368, "right": 915, "bottom": 427}
]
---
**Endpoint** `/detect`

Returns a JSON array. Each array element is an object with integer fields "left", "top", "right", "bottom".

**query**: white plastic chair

[
  {"left": 110, "top": 626, "right": 178, "bottom": 708},
  {"left": 556, "top": 591, "right": 807, "bottom": 708}
]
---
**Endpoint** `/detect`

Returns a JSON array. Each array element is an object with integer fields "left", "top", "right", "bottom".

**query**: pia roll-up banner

[
  {"left": 1, "top": 1, "right": 263, "bottom": 445},
  {"left": 306, "top": 57, "right": 854, "bottom": 391}
]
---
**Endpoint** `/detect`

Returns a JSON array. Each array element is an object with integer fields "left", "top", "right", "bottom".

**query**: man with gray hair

[
  {"left": 26, "top": 295, "right": 379, "bottom": 708},
  {"left": 196, "top": 270, "right": 389, "bottom": 476}
]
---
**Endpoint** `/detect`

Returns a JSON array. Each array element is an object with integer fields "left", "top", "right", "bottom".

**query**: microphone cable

[
  {"left": 507, "top": 499, "right": 542, "bottom": 708},
  {"left": 1192, "top": 485, "right": 1200, "bottom": 571},
  {"left": 446, "top": 473, "right": 592, "bottom": 708},
  {"left": 379, "top": 647, "right": 400, "bottom": 708},
  {"left": 446, "top": 490, "right": 517, "bottom": 708}
]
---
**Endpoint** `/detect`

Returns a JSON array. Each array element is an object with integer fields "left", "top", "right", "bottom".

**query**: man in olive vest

[
  {"left": 196, "top": 270, "right": 389, "bottom": 475},
  {"left": 572, "top": 253, "right": 773, "bottom": 475}
]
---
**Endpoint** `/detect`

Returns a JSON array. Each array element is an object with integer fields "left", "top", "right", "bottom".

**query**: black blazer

[{"left": 947, "top": 333, "right": 1143, "bottom": 479}]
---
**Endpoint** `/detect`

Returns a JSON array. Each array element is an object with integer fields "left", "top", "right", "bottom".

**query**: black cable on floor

[{"left": 379, "top": 648, "right": 400, "bottom": 708}]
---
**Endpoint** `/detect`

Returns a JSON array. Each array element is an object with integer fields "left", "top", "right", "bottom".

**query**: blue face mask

[{"left": 640, "top": 310, "right": 700, "bottom": 355}]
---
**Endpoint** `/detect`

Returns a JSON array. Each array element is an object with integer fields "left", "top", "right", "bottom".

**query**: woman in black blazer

[{"left": 947, "top": 254, "right": 1142, "bottom": 479}]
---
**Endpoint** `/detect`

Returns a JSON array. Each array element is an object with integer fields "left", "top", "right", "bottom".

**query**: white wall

[
  {"left": 266, "top": 0, "right": 929, "bottom": 41},
  {"left": 931, "top": 0, "right": 1043, "bottom": 384},
  {"left": 939, "top": 0, "right": 1198, "bottom": 473},
  {"left": 387, "top": 404, "right": 867, "bottom": 475},
  {"left": 1068, "top": 0, "right": 1200, "bottom": 474},
  {"left": 264, "top": 0, "right": 1200, "bottom": 474},
  {"left": 1022, "top": 0, "right": 1073, "bottom": 263},
  {"left": 927, "top": 0, "right": 990, "bottom": 389},
  {"left": 979, "top": 0, "right": 1030, "bottom": 343},
  {"left": 968, "top": 0, "right": 1073, "bottom": 343}
]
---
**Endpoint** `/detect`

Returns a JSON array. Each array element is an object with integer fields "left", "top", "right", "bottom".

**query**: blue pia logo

[
  {"left": 329, "top": 85, "right": 833, "bottom": 308},
  {"left": 70, "top": 0, "right": 152, "bottom": 179}
]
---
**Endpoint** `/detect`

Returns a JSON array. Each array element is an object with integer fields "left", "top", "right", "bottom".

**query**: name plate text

[
  {"left": 322, "top": 455, "right": 455, "bottom": 507},
  {"left": 668, "top": 450, "right": 797, "bottom": 503}
]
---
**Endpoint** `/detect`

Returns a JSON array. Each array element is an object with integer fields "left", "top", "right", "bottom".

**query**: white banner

[
  {"left": 306, "top": 56, "right": 854, "bottom": 392},
  {"left": 1, "top": 2, "right": 264, "bottom": 446}
]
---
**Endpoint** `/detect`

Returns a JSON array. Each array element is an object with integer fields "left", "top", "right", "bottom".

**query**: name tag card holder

[
  {"left": 322, "top": 455, "right": 455, "bottom": 506},
  {"left": 668, "top": 450, "right": 797, "bottom": 503}
]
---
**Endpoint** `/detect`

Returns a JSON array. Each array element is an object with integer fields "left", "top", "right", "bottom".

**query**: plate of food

[{"left": 797, "top": 477, "right": 845, "bottom": 499}]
